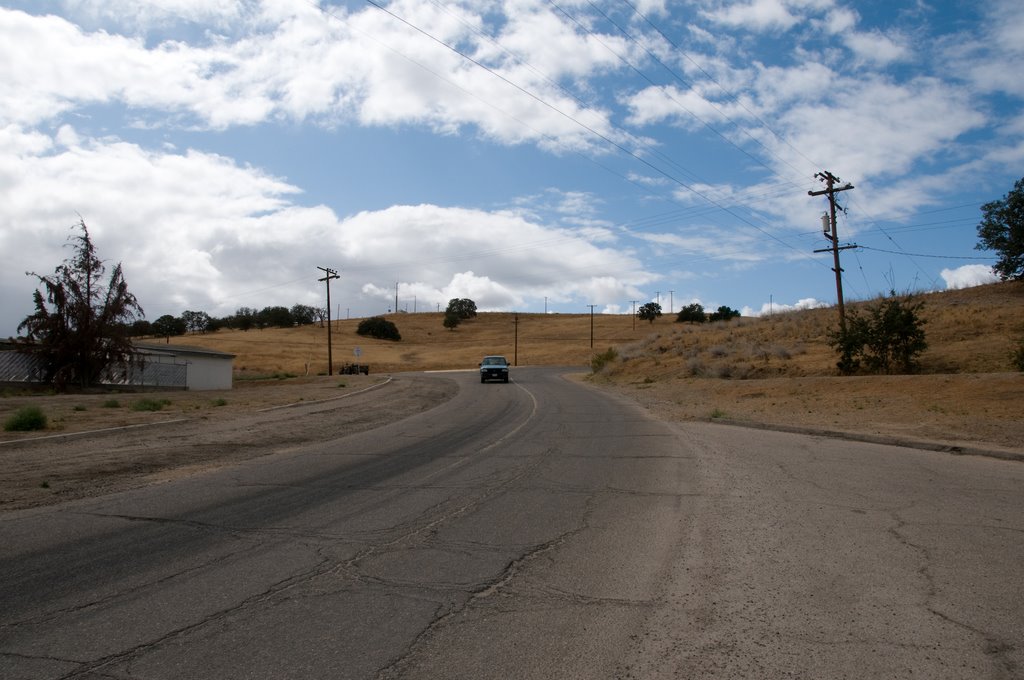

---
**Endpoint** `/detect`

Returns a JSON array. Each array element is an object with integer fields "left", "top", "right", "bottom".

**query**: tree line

[{"left": 132, "top": 304, "right": 328, "bottom": 339}]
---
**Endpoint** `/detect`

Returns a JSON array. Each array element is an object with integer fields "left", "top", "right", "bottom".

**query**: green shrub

[
  {"left": 132, "top": 398, "right": 171, "bottom": 412},
  {"left": 211, "top": 398, "right": 227, "bottom": 407},
  {"left": 102, "top": 398, "right": 121, "bottom": 408},
  {"left": 675, "top": 303, "right": 707, "bottom": 323},
  {"left": 708, "top": 305, "right": 741, "bottom": 322},
  {"left": 4, "top": 406, "right": 48, "bottom": 432},
  {"left": 1011, "top": 337, "right": 1024, "bottom": 371},
  {"left": 590, "top": 347, "right": 619, "bottom": 373},
  {"left": 357, "top": 316, "right": 401, "bottom": 341},
  {"left": 828, "top": 292, "right": 927, "bottom": 375}
]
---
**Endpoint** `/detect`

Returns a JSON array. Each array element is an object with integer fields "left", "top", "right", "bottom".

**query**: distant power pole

[
  {"left": 317, "top": 266, "right": 339, "bottom": 375},
  {"left": 809, "top": 171, "right": 856, "bottom": 331},
  {"left": 513, "top": 313, "right": 519, "bottom": 366},
  {"left": 394, "top": 281, "right": 399, "bottom": 317},
  {"left": 630, "top": 300, "right": 638, "bottom": 331},
  {"left": 587, "top": 304, "right": 597, "bottom": 348},
  {"left": 668, "top": 290, "right": 674, "bottom": 315}
]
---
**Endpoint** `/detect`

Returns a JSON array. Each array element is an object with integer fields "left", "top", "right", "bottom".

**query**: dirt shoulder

[
  {"left": 2, "top": 371, "right": 1021, "bottom": 514},
  {"left": 589, "top": 371, "right": 1024, "bottom": 458},
  {"left": 0, "top": 374, "right": 457, "bottom": 513}
]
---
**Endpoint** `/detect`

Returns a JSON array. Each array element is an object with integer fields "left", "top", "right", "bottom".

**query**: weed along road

[{"left": 1, "top": 368, "right": 1023, "bottom": 679}]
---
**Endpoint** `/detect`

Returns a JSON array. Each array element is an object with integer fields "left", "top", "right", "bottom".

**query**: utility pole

[
  {"left": 513, "top": 313, "right": 519, "bottom": 366},
  {"left": 587, "top": 304, "right": 597, "bottom": 348},
  {"left": 809, "top": 171, "right": 855, "bottom": 330},
  {"left": 630, "top": 300, "right": 638, "bottom": 331},
  {"left": 668, "top": 290, "right": 674, "bottom": 315},
  {"left": 317, "top": 266, "right": 339, "bottom": 375},
  {"left": 655, "top": 291, "right": 660, "bottom": 307},
  {"left": 394, "top": 281, "right": 399, "bottom": 317}
]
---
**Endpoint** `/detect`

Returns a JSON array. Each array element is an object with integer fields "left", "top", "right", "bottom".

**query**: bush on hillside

[
  {"left": 591, "top": 347, "right": 618, "bottom": 373},
  {"left": 828, "top": 292, "right": 927, "bottom": 375},
  {"left": 676, "top": 303, "right": 706, "bottom": 323},
  {"left": 1011, "top": 336, "right": 1024, "bottom": 371},
  {"left": 445, "top": 298, "right": 477, "bottom": 320},
  {"left": 442, "top": 311, "right": 461, "bottom": 331},
  {"left": 708, "top": 305, "right": 741, "bottom": 322},
  {"left": 357, "top": 316, "right": 402, "bottom": 341}
]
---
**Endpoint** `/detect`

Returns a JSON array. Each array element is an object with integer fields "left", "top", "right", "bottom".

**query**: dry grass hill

[
  {"left": 4, "top": 283, "right": 1019, "bottom": 514},
  {"left": 160, "top": 281, "right": 1023, "bottom": 453},
  {"left": 168, "top": 280, "right": 1023, "bottom": 378}
]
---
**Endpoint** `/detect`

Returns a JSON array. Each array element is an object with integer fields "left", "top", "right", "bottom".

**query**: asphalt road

[{"left": 1, "top": 367, "right": 1021, "bottom": 679}]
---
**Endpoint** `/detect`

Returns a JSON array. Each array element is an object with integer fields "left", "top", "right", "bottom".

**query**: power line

[
  {"left": 356, "top": 0, "right": 822, "bottom": 263},
  {"left": 620, "top": 0, "right": 824, "bottom": 174},
  {"left": 577, "top": 0, "right": 811, "bottom": 188},
  {"left": 859, "top": 246, "right": 997, "bottom": 260}
]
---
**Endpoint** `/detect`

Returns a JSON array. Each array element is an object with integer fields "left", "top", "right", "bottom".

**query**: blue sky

[{"left": 2, "top": 0, "right": 1020, "bottom": 337}]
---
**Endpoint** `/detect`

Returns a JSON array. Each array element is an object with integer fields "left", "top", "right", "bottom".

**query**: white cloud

[
  {"left": 940, "top": 265, "right": 999, "bottom": 289},
  {"left": 742, "top": 297, "right": 827, "bottom": 316},
  {"left": 638, "top": 228, "right": 765, "bottom": 263},
  {"left": 0, "top": 118, "right": 661, "bottom": 334},
  {"left": 842, "top": 30, "right": 910, "bottom": 67},
  {"left": 59, "top": 0, "right": 245, "bottom": 29},
  {"left": 776, "top": 76, "right": 985, "bottom": 180},
  {"left": 701, "top": 0, "right": 802, "bottom": 33},
  {"left": 0, "top": 3, "right": 636, "bottom": 151}
]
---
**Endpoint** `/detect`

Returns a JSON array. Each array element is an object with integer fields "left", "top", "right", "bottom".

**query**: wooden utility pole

[
  {"left": 317, "top": 266, "right": 339, "bottom": 375},
  {"left": 513, "top": 313, "right": 519, "bottom": 366},
  {"left": 588, "top": 304, "right": 597, "bottom": 348},
  {"left": 809, "top": 171, "right": 855, "bottom": 330},
  {"left": 630, "top": 300, "right": 638, "bottom": 330}
]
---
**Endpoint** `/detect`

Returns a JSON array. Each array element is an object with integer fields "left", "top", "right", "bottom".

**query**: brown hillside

[
  {"left": 159, "top": 281, "right": 1023, "bottom": 453},
  {"left": 166, "top": 280, "right": 1024, "bottom": 378}
]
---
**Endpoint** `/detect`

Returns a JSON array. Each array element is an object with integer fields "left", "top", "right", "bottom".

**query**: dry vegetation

[
  {"left": 3, "top": 281, "right": 1022, "bottom": 453},
  {"left": 158, "top": 280, "right": 1024, "bottom": 379},
  {"left": 156, "top": 281, "right": 1023, "bottom": 453},
  {"left": 4, "top": 283, "right": 1019, "bottom": 513}
]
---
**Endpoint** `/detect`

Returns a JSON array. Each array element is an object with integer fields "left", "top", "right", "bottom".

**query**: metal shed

[{"left": 134, "top": 343, "right": 235, "bottom": 391}]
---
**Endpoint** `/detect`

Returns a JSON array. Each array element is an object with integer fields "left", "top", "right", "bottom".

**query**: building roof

[{"left": 133, "top": 342, "right": 236, "bottom": 359}]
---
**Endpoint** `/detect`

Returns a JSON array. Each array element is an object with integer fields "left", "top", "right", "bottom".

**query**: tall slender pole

[
  {"left": 588, "top": 305, "right": 597, "bottom": 348},
  {"left": 514, "top": 313, "right": 519, "bottom": 366},
  {"left": 809, "top": 171, "right": 855, "bottom": 331},
  {"left": 317, "top": 266, "right": 339, "bottom": 375}
]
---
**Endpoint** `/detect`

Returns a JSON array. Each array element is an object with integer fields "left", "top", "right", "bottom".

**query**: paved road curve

[{"left": 1, "top": 367, "right": 1021, "bottom": 679}]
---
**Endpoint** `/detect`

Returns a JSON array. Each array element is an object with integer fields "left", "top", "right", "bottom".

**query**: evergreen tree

[{"left": 16, "top": 220, "right": 143, "bottom": 390}]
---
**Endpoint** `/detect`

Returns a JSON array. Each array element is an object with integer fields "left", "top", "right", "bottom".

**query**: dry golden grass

[
  {"left": 166, "top": 280, "right": 1024, "bottom": 379},
  {"left": 149, "top": 281, "right": 1023, "bottom": 452},
  {"left": 602, "top": 280, "right": 1024, "bottom": 381},
  {"left": 166, "top": 311, "right": 648, "bottom": 376}
]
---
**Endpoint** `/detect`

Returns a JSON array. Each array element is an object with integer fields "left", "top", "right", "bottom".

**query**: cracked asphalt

[{"left": 1, "top": 367, "right": 1022, "bottom": 679}]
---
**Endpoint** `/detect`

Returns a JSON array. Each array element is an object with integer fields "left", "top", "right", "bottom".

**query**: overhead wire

[
  {"left": 620, "top": 0, "right": 825, "bottom": 174},
  {"left": 355, "top": 0, "right": 826, "bottom": 267}
]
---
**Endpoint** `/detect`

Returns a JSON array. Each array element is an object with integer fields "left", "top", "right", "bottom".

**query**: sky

[{"left": 2, "top": 0, "right": 1021, "bottom": 337}]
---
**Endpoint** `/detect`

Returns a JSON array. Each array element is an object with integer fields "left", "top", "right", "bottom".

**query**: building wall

[{"left": 184, "top": 354, "right": 233, "bottom": 390}]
